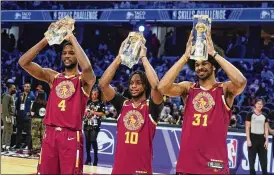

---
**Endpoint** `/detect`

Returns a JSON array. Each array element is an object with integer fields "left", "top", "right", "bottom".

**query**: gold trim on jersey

[
  {"left": 149, "top": 114, "right": 157, "bottom": 126},
  {"left": 65, "top": 74, "right": 77, "bottom": 79},
  {"left": 222, "top": 95, "right": 231, "bottom": 111}
]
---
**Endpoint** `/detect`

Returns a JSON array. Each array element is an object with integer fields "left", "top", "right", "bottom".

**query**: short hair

[
  {"left": 62, "top": 41, "right": 73, "bottom": 52},
  {"left": 187, "top": 44, "right": 225, "bottom": 75},
  {"left": 128, "top": 70, "right": 151, "bottom": 98},
  {"left": 254, "top": 98, "right": 265, "bottom": 106},
  {"left": 7, "top": 84, "right": 15, "bottom": 89}
]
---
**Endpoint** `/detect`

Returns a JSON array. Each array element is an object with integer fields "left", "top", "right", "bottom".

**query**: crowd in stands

[
  {"left": 2, "top": 25, "right": 274, "bottom": 129},
  {"left": 2, "top": 1, "right": 274, "bottom": 10}
]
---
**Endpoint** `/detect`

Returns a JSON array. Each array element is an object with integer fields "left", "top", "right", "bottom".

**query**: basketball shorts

[{"left": 37, "top": 125, "right": 83, "bottom": 174}]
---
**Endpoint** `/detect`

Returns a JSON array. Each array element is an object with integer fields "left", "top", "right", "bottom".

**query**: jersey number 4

[
  {"left": 192, "top": 114, "right": 208, "bottom": 126},
  {"left": 125, "top": 132, "right": 138, "bottom": 144},
  {"left": 58, "top": 100, "right": 66, "bottom": 111}
]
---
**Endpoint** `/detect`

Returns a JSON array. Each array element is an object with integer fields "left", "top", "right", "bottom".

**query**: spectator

[
  {"left": 13, "top": 82, "right": 35, "bottom": 151},
  {"left": 160, "top": 106, "right": 174, "bottom": 124},
  {"left": 151, "top": 33, "right": 160, "bottom": 58},
  {"left": 230, "top": 112, "right": 244, "bottom": 129},
  {"left": 247, "top": 90, "right": 257, "bottom": 106},
  {"left": 1, "top": 84, "right": 16, "bottom": 152},
  {"left": 261, "top": 66, "right": 274, "bottom": 80},
  {"left": 9, "top": 33, "right": 16, "bottom": 52},
  {"left": 256, "top": 82, "right": 268, "bottom": 98},
  {"left": 249, "top": 79, "right": 260, "bottom": 93},
  {"left": 83, "top": 87, "right": 105, "bottom": 174},
  {"left": 30, "top": 90, "right": 47, "bottom": 155},
  {"left": 2, "top": 29, "right": 10, "bottom": 51}
]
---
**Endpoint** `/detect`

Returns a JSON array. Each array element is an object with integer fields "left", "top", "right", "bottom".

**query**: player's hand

[
  {"left": 206, "top": 30, "right": 215, "bottom": 57},
  {"left": 87, "top": 115, "right": 92, "bottom": 119},
  {"left": 64, "top": 31, "right": 74, "bottom": 42},
  {"left": 118, "top": 37, "right": 129, "bottom": 56},
  {"left": 90, "top": 110, "right": 95, "bottom": 115},
  {"left": 247, "top": 140, "right": 252, "bottom": 147},
  {"left": 264, "top": 140, "right": 268, "bottom": 150},
  {"left": 184, "top": 30, "right": 193, "bottom": 59}
]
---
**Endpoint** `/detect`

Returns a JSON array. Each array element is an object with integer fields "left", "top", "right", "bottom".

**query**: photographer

[{"left": 83, "top": 86, "right": 105, "bottom": 173}]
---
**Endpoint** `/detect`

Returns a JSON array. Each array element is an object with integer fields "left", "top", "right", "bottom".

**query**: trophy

[
  {"left": 44, "top": 15, "right": 75, "bottom": 46},
  {"left": 190, "top": 15, "right": 212, "bottom": 61},
  {"left": 120, "top": 32, "right": 146, "bottom": 68}
]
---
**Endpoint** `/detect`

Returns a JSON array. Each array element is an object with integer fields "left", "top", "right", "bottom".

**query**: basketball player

[
  {"left": 158, "top": 31, "right": 247, "bottom": 174},
  {"left": 18, "top": 30, "right": 95, "bottom": 174},
  {"left": 99, "top": 41, "right": 163, "bottom": 174}
]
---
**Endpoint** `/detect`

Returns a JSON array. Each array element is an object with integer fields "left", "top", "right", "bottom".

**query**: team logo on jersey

[
  {"left": 55, "top": 80, "right": 75, "bottom": 99},
  {"left": 227, "top": 139, "right": 238, "bottom": 168},
  {"left": 192, "top": 92, "right": 215, "bottom": 113},
  {"left": 123, "top": 110, "right": 144, "bottom": 131}
]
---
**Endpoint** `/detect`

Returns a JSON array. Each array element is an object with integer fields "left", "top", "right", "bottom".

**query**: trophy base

[{"left": 190, "top": 55, "right": 208, "bottom": 61}]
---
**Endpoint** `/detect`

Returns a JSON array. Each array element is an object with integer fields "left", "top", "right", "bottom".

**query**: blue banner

[
  {"left": 86, "top": 122, "right": 274, "bottom": 174},
  {"left": 1, "top": 8, "right": 274, "bottom": 22}
]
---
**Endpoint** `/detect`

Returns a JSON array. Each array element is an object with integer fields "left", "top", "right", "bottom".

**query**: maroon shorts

[{"left": 37, "top": 125, "right": 83, "bottom": 174}]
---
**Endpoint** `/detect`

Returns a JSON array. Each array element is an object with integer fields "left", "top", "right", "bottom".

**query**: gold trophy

[
  {"left": 120, "top": 32, "right": 146, "bottom": 68},
  {"left": 44, "top": 15, "right": 75, "bottom": 46},
  {"left": 190, "top": 15, "right": 212, "bottom": 61}
]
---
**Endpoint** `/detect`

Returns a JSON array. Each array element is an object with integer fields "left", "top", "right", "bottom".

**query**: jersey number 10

[{"left": 125, "top": 132, "right": 138, "bottom": 144}]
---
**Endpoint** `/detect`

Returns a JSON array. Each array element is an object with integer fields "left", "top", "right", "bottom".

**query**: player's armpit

[
  {"left": 224, "top": 81, "right": 246, "bottom": 96},
  {"left": 223, "top": 81, "right": 246, "bottom": 107},
  {"left": 159, "top": 81, "right": 193, "bottom": 98},
  {"left": 100, "top": 84, "right": 116, "bottom": 102},
  {"left": 80, "top": 76, "right": 95, "bottom": 98}
]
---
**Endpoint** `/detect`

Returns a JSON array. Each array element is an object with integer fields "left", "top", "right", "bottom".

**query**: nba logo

[{"left": 227, "top": 139, "right": 238, "bottom": 168}]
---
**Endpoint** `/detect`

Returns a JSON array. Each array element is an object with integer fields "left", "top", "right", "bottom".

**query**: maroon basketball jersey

[
  {"left": 176, "top": 83, "right": 231, "bottom": 174},
  {"left": 112, "top": 100, "right": 157, "bottom": 174},
  {"left": 43, "top": 73, "right": 89, "bottom": 130}
]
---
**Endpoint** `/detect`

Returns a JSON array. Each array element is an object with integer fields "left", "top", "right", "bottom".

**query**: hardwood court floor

[{"left": 1, "top": 156, "right": 112, "bottom": 174}]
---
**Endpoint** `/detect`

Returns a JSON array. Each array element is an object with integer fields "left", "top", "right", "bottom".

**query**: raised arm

[
  {"left": 99, "top": 38, "right": 128, "bottom": 101},
  {"left": 66, "top": 33, "right": 96, "bottom": 93},
  {"left": 206, "top": 32, "right": 247, "bottom": 107},
  {"left": 158, "top": 32, "right": 193, "bottom": 98},
  {"left": 99, "top": 56, "right": 121, "bottom": 101},
  {"left": 139, "top": 46, "right": 163, "bottom": 104},
  {"left": 18, "top": 37, "right": 57, "bottom": 85}
]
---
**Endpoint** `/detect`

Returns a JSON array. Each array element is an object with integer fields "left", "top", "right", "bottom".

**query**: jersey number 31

[{"left": 192, "top": 114, "right": 208, "bottom": 126}]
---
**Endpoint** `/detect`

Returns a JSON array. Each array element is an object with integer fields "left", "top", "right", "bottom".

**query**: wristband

[
  {"left": 213, "top": 51, "right": 218, "bottom": 58},
  {"left": 182, "top": 55, "right": 189, "bottom": 62}
]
